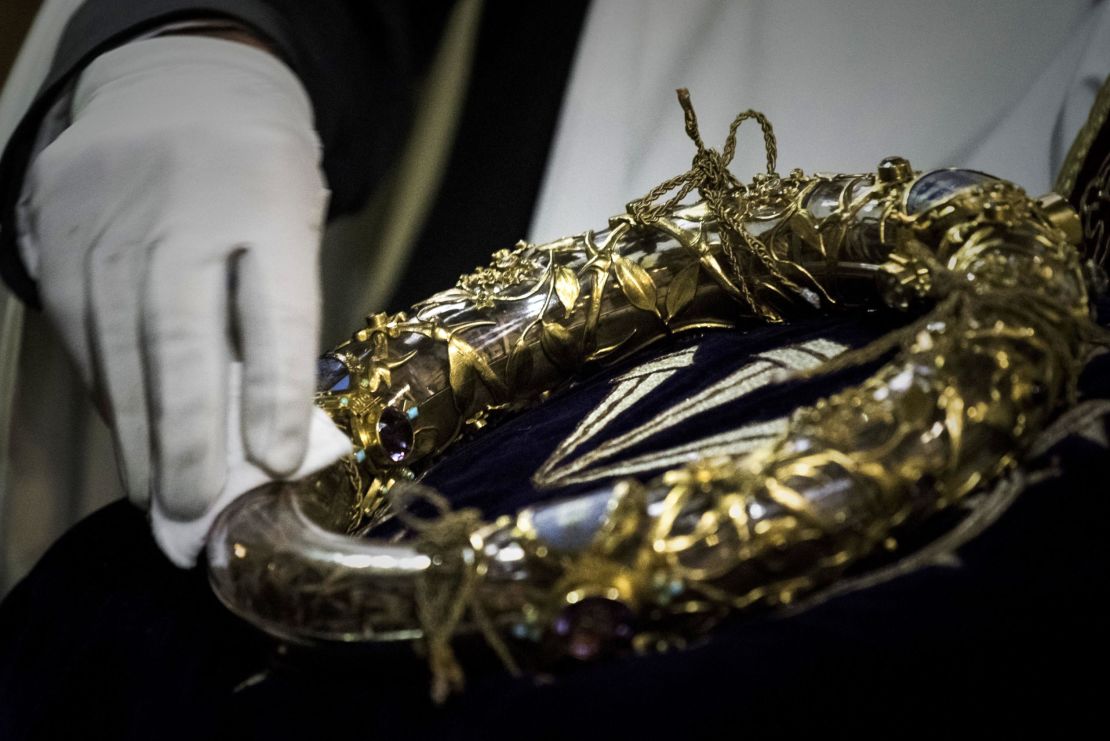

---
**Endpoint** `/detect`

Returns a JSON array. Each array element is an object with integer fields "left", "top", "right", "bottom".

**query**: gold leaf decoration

[
  {"left": 815, "top": 220, "right": 845, "bottom": 261},
  {"left": 789, "top": 209, "right": 823, "bottom": 253},
  {"left": 613, "top": 254, "right": 660, "bottom": 318},
  {"left": 540, "top": 321, "right": 580, "bottom": 370},
  {"left": 587, "top": 328, "right": 637, "bottom": 362},
  {"left": 447, "top": 340, "right": 476, "bottom": 413},
  {"left": 664, "top": 261, "right": 700, "bottom": 321},
  {"left": 697, "top": 253, "right": 744, "bottom": 303},
  {"left": 471, "top": 348, "right": 508, "bottom": 400},
  {"left": 448, "top": 335, "right": 507, "bottom": 412},
  {"left": 505, "top": 341, "right": 534, "bottom": 391},
  {"left": 554, "top": 266, "right": 581, "bottom": 316},
  {"left": 583, "top": 262, "right": 610, "bottom": 342}
]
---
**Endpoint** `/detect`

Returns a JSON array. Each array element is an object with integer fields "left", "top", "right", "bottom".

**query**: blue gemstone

[
  {"left": 531, "top": 489, "right": 613, "bottom": 552},
  {"left": 906, "top": 169, "right": 996, "bottom": 214},
  {"left": 316, "top": 355, "right": 350, "bottom": 393}
]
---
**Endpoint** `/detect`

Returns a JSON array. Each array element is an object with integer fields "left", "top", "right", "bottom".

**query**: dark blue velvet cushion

[{"left": 425, "top": 315, "right": 893, "bottom": 517}]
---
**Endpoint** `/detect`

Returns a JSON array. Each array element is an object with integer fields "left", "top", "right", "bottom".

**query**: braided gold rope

[
  {"left": 629, "top": 90, "right": 820, "bottom": 322},
  {"left": 388, "top": 484, "right": 520, "bottom": 700}
]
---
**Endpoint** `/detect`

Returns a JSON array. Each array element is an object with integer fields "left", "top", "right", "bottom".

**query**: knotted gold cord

[
  {"left": 626, "top": 90, "right": 1104, "bottom": 393},
  {"left": 628, "top": 89, "right": 816, "bottom": 322},
  {"left": 627, "top": 89, "right": 777, "bottom": 222},
  {"left": 388, "top": 485, "right": 520, "bottom": 702}
]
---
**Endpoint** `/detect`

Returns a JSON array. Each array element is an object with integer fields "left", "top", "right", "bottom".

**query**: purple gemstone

[
  {"left": 552, "top": 597, "right": 635, "bottom": 660},
  {"left": 376, "top": 408, "right": 413, "bottom": 463}
]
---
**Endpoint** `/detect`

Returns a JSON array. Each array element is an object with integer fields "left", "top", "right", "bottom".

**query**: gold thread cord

[
  {"left": 628, "top": 90, "right": 812, "bottom": 322},
  {"left": 388, "top": 485, "right": 521, "bottom": 702}
]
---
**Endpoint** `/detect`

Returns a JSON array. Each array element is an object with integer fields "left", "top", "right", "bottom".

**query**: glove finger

[
  {"left": 87, "top": 236, "right": 153, "bottom": 506},
  {"left": 142, "top": 242, "right": 232, "bottom": 519},
  {"left": 234, "top": 222, "right": 323, "bottom": 478},
  {"left": 231, "top": 155, "right": 328, "bottom": 477},
  {"left": 19, "top": 145, "right": 96, "bottom": 389}
]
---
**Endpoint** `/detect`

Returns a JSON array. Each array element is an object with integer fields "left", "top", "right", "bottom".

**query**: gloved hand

[{"left": 16, "top": 35, "right": 350, "bottom": 523}]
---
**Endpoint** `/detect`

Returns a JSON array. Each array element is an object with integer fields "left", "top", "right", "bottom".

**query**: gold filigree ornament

[{"left": 207, "top": 90, "right": 1108, "bottom": 701}]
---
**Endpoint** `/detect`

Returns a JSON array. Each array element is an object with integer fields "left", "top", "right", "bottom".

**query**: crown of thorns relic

[{"left": 206, "top": 90, "right": 1105, "bottom": 701}]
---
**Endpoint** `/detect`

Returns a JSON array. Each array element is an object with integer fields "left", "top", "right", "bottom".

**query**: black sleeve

[{"left": 0, "top": 0, "right": 451, "bottom": 307}]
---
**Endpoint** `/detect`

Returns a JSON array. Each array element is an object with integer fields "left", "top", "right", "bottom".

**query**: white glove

[
  {"left": 151, "top": 361, "right": 350, "bottom": 567},
  {"left": 17, "top": 36, "right": 350, "bottom": 525}
]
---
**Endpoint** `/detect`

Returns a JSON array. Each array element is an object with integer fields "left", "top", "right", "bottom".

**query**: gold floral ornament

[{"left": 207, "top": 90, "right": 1106, "bottom": 700}]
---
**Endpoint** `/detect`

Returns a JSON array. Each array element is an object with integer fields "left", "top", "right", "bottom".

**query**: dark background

[{"left": 1, "top": 1, "right": 41, "bottom": 85}]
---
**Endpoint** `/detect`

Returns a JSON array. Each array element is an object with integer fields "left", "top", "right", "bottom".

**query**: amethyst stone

[
  {"left": 552, "top": 597, "right": 635, "bottom": 660},
  {"left": 376, "top": 408, "right": 413, "bottom": 463}
]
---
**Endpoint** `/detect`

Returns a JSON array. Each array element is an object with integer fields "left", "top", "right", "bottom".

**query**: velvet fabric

[{"left": 424, "top": 316, "right": 893, "bottom": 518}]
